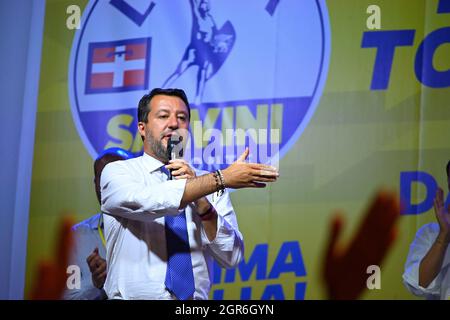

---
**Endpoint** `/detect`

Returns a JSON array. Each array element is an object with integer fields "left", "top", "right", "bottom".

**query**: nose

[{"left": 167, "top": 114, "right": 179, "bottom": 130}]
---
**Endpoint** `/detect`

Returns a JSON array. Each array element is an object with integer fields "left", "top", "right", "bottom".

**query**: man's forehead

[{"left": 152, "top": 95, "right": 186, "bottom": 107}]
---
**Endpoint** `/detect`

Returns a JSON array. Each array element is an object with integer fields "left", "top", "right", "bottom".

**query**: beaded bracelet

[
  {"left": 213, "top": 170, "right": 225, "bottom": 197},
  {"left": 217, "top": 169, "right": 226, "bottom": 189}
]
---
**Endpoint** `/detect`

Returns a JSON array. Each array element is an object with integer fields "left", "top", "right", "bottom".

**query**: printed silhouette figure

[{"left": 163, "top": 0, "right": 235, "bottom": 104}]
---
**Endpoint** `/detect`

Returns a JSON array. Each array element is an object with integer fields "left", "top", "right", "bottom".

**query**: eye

[
  {"left": 178, "top": 115, "right": 187, "bottom": 121},
  {"left": 159, "top": 114, "right": 169, "bottom": 119}
]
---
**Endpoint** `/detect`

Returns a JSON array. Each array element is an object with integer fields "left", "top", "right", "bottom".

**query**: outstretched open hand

[
  {"left": 433, "top": 187, "right": 450, "bottom": 243},
  {"left": 323, "top": 190, "right": 400, "bottom": 300}
]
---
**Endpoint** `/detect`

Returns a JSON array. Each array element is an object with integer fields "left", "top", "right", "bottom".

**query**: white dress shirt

[
  {"left": 403, "top": 223, "right": 450, "bottom": 299},
  {"left": 100, "top": 152, "right": 244, "bottom": 300}
]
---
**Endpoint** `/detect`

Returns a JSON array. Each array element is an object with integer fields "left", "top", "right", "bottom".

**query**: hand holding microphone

[
  {"left": 165, "top": 134, "right": 196, "bottom": 180},
  {"left": 165, "top": 134, "right": 213, "bottom": 220}
]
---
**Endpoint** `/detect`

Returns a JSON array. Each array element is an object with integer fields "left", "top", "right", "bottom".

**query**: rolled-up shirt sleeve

[
  {"left": 100, "top": 161, "right": 186, "bottom": 221},
  {"left": 200, "top": 190, "right": 244, "bottom": 269},
  {"left": 402, "top": 223, "right": 442, "bottom": 298}
]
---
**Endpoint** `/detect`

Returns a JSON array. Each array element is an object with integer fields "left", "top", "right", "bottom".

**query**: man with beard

[{"left": 100, "top": 88, "right": 279, "bottom": 300}]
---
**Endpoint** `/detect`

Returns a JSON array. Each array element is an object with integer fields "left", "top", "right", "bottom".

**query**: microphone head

[
  {"left": 167, "top": 134, "right": 184, "bottom": 160},
  {"left": 167, "top": 138, "right": 173, "bottom": 159}
]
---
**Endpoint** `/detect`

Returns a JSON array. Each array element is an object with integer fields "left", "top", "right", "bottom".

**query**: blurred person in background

[
  {"left": 63, "top": 148, "right": 133, "bottom": 300},
  {"left": 403, "top": 161, "right": 450, "bottom": 300}
]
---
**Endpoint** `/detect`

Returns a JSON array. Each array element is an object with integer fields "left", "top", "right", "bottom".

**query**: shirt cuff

[
  {"left": 201, "top": 213, "right": 236, "bottom": 251},
  {"left": 403, "top": 264, "right": 441, "bottom": 296}
]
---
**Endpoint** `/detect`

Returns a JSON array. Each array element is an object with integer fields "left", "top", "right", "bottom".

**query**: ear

[{"left": 137, "top": 122, "right": 146, "bottom": 139}]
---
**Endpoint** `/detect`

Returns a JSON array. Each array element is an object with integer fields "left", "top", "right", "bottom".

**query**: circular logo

[{"left": 69, "top": 0, "right": 330, "bottom": 170}]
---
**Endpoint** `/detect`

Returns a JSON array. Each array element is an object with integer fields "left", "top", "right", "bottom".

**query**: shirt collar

[
  {"left": 141, "top": 152, "right": 166, "bottom": 173},
  {"left": 87, "top": 213, "right": 102, "bottom": 230}
]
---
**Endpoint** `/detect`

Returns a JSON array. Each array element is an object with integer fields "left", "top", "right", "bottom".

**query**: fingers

[
  {"left": 328, "top": 213, "right": 344, "bottom": 253},
  {"left": 92, "top": 261, "right": 107, "bottom": 277},
  {"left": 366, "top": 191, "right": 396, "bottom": 222},
  {"left": 388, "top": 227, "right": 398, "bottom": 247},
  {"left": 357, "top": 190, "right": 399, "bottom": 249},
  {"left": 322, "top": 213, "right": 344, "bottom": 288},
  {"left": 93, "top": 270, "right": 107, "bottom": 288},
  {"left": 434, "top": 187, "right": 445, "bottom": 220},
  {"left": 86, "top": 253, "right": 96, "bottom": 265},
  {"left": 166, "top": 160, "right": 196, "bottom": 178},
  {"left": 249, "top": 182, "right": 266, "bottom": 188},
  {"left": 175, "top": 174, "right": 191, "bottom": 180},
  {"left": 258, "top": 169, "right": 279, "bottom": 177},
  {"left": 250, "top": 163, "right": 279, "bottom": 172},
  {"left": 31, "top": 261, "right": 55, "bottom": 299},
  {"left": 250, "top": 163, "right": 276, "bottom": 169},
  {"left": 166, "top": 159, "right": 188, "bottom": 169},
  {"left": 93, "top": 267, "right": 105, "bottom": 278},
  {"left": 86, "top": 248, "right": 99, "bottom": 265},
  {"left": 171, "top": 168, "right": 187, "bottom": 176},
  {"left": 171, "top": 168, "right": 195, "bottom": 178},
  {"left": 87, "top": 258, "right": 97, "bottom": 271},
  {"left": 246, "top": 175, "right": 275, "bottom": 186},
  {"left": 91, "top": 255, "right": 106, "bottom": 276},
  {"left": 436, "top": 187, "right": 444, "bottom": 207},
  {"left": 97, "top": 270, "right": 107, "bottom": 281},
  {"left": 377, "top": 190, "right": 400, "bottom": 228},
  {"left": 31, "top": 215, "right": 75, "bottom": 300},
  {"left": 236, "top": 147, "right": 249, "bottom": 162},
  {"left": 56, "top": 216, "right": 75, "bottom": 269},
  {"left": 165, "top": 164, "right": 183, "bottom": 171},
  {"left": 350, "top": 190, "right": 400, "bottom": 264},
  {"left": 87, "top": 252, "right": 104, "bottom": 271},
  {"left": 92, "top": 258, "right": 107, "bottom": 289},
  {"left": 92, "top": 269, "right": 107, "bottom": 289},
  {"left": 250, "top": 168, "right": 279, "bottom": 180},
  {"left": 243, "top": 163, "right": 278, "bottom": 177},
  {"left": 224, "top": 156, "right": 279, "bottom": 188},
  {"left": 251, "top": 176, "right": 278, "bottom": 183},
  {"left": 434, "top": 194, "right": 440, "bottom": 218}
]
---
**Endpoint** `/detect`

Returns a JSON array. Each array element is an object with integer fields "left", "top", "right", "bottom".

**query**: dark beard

[{"left": 146, "top": 131, "right": 168, "bottom": 163}]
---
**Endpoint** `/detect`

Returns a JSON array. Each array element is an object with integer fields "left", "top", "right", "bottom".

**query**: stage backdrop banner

[{"left": 25, "top": 0, "right": 450, "bottom": 299}]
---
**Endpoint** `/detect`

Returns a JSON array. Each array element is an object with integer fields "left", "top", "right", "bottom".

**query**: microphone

[{"left": 167, "top": 134, "right": 184, "bottom": 180}]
